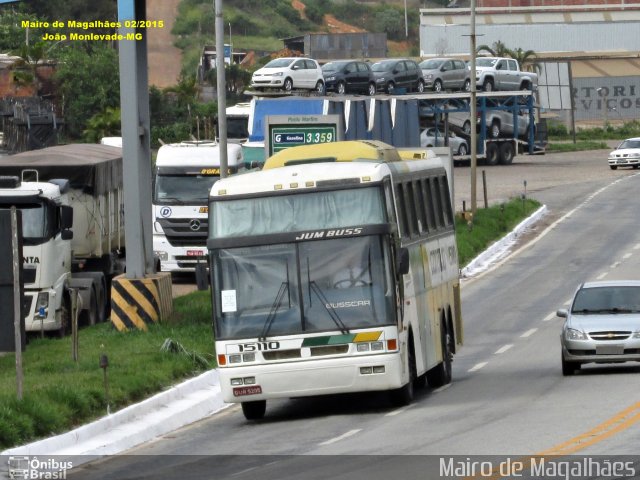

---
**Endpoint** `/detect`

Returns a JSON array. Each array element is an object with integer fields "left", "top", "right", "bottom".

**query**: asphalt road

[{"left": 75, "top": 150, "right": 640, "bottom": 479}]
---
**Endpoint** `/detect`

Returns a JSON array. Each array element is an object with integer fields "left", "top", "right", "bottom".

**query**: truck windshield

[
  {"left": 154, "top": 174, "right": 219, "bottom": 205},
  {"left": 212, "top": 236, "right": 394, "bottom": 340},
  {"left": 0, "top": 202, "right": 56, "bottom": 245},
  {"left": 226, "top": 116, "right": 249, "bottom": 141}
]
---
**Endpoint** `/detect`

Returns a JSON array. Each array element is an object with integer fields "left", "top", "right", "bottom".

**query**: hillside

[{"left": 171, "top": 0, "right": 422, "bottom": 77}]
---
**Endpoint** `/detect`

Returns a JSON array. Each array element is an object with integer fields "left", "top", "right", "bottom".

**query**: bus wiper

[
  {"left": 259, "top": 281, "right": 289, "bottom": 341},
  {"left": 309, "top": 281, "right": 349, "bottom": 334}
]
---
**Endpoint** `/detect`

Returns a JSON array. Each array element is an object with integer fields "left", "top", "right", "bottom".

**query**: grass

[
  {"left": 546, "top": 141, "right": 609, "bottom": 153},
  {"left": 0, "top": 196, "right": 540, "bottom": 449},
  {"left": 456, "top": 197, "right": 541, "bottom": 267},
  {"left": 0, "top": 291, "right": 213, "bottom": 450}
]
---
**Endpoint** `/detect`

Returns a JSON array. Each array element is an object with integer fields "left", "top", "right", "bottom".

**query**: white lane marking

[
  {"left": 468, "top": 362, "right": 488, "bottom": 372},
  {"left": 564, "top": 299, "right": 572, "bottom": 306},
  {"left": 634, "top": 243, "right": 640, "bottom": 250},
  {"left": 319, "top": 429, "right": 362, "bottom": 446},
  {"left": 521, "top": 328, "right": 538, "bottom": 338},
  {"left": 543, "top": 312, "right": 556, "bottom": 322},
  {"left": 433, "top": 384, "right": 452, "bottom": 394},
  {"left": 232, "top": 467, "right": 258, "bottom": 477},
  {"left": 495, "top": 344, "right": 513, "bottom": 354},
  {"left": 596, "top": 272, "right": 608, "bottom": 280},
  {"left": 611, "top": 261, "right": 621, "bottom": 269},
  {"left": 623, "top": 253, "right": 632, "bottom": 260},
  {"left": 386, "top": 407, "right": 411, "bottom": 417}
]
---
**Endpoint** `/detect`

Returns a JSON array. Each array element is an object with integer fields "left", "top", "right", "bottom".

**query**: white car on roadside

[
  {"left": 251, "top": 57, "right": 325, "bottom": 93},
  {"left": 608, "top": 137, "right": 640, "bottom": 170}
]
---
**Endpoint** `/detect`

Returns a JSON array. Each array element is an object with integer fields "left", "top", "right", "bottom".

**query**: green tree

[
  {"left": 11, "top": 41, "right": 52, "bottom": 94},
  {"left": 83, "top": 106, "right": 121, "bottom": 143},
  {"left": 53, "top": 44, "right": 120, "bottom": 138},
  {"left": 509, "top": 47, "right": 539, "bottom": 72},
  {"left": 476, "top": 40, "right": 511, "bottom": 57},
  {"left": 0, "top": 10, "right": 41, "bottom": 52},
  {"left": 373, "top": 8, "right": 404, "bottom": 41}
]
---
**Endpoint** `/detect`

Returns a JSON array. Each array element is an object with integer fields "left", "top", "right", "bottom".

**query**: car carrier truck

[{"left": 0, "top": 144, "right": 125, "bottom": 334}]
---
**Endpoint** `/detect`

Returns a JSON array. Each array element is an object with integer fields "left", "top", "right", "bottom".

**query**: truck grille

[{"left": 158, "top": 218, "right": 208, "bottom": 247}]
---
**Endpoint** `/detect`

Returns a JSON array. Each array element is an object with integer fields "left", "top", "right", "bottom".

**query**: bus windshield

[
  {"left": 154, "top": 174, "right": 219, "bottom": 205},
  {"left": 211, "top": 186, "right": 385, "bottom": 238},
  {"left": 212, "top": 236, "right": 395, "bottom": 339}
]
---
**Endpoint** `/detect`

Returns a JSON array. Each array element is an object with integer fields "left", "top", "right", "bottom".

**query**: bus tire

[
  {"left": 498, "top": 142, "right": 514, "bottom": 165},
  {"left": 389, "top": 341, "right": 416, "bottom": 406},
  {"left": 426, "top": 323, "right": 453, "bottom": 388},
  {"left": 485, "top": 143, "right": 499, "bottom": 166},
  {"left": 241, "top": 400, "right": 266, "bottom": 420}
]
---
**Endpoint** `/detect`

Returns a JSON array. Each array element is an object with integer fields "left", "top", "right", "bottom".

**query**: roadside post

[{"left": 0, "top": 207, "right": 26, "bottom": 399}]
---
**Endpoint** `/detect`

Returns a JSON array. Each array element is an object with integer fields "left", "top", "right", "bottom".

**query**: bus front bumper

[{"left": 218, "top": 352, "right": 405, "bottom": 403}]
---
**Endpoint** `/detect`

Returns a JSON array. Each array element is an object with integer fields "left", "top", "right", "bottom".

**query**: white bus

[{"left": 207, "top": 140, "right": 463, "bottom": 419}]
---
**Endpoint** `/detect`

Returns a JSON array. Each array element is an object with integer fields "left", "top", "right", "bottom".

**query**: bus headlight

[
  {"left": 228, "top": 354, "right": 242, "bottom": 364},
  {"left": 371, "top": 341, "right": 384, "bottom": 351},
  {"left": 357, "top": 343, "right": 370, "bottom": 352}
]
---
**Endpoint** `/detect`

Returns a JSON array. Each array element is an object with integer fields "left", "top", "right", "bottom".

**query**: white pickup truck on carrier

[
  {"left": 0, "top": 144, "right": 125, "bottom": 334},
  {"left": 474, "top": 57, "right": 538, "bottom": 92}
]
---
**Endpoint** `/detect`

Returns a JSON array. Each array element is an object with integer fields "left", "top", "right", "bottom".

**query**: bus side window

[
  {"left": 412, "top": 179, "right": 428, "bottom": 236},
  {"left": 438, "top": 175, "right": 453, "bottom": 226},
  {"left": 395, "top": 182, "right": 410, "bottom": 238},
  {"left": 430, "top": 176, "right": 444, "bottom": 229},
  {"left": 403, "top": 181, "right": 419, "bottom": 238},
  {"left": 421, "top": 178, "right": 436, "bottom": 233}
]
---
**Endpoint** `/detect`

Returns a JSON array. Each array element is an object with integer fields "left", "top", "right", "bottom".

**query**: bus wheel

[
  {"left": 426, "top": 324, "right": 453, "bottom": 388},
  {"left": 241, "top": 400, "right": 266, "bottom": 420},
  {"left": 389, "top": 343, "right": 416, "bottom": 406}
]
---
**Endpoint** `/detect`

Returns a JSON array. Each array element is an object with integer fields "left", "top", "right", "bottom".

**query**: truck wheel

[
  {"left": 433, "top": 79, "right": 443, "bottom": 92},
  {"left": 483, "top": 78, "right": 494, "bottom": 92},
  {"left": 242, "top": 400, "right": 266, "bottom": 420},
  {"left": 485, "top": 143, "right": 499, "bottom": 166},
  {"left": 57, "top": 297, "right": 71, "bottom": 338},
  {"left": 499, "top": 142, "right": 515, "bottom": 165},
  {"left": 489, "top": 120, "right": 501, "bottom": 138},
  {"left": 609, "top": 165, "right": 617, "bottom": 170},
  {"left": 87, "top": 288, "right": 98, "bottom": 326}
]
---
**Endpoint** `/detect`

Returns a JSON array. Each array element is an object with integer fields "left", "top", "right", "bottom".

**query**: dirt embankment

[{"left": 146, "top": 0, "right": 183, "bottom": 88}]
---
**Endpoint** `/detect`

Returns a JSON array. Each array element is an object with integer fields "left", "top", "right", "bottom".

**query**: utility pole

[
  {"left": 215, "top": 0, "right": 229, "bottom": 178},
  {"left": 469, "top": 0, "right": 478, "bottom": 214}
]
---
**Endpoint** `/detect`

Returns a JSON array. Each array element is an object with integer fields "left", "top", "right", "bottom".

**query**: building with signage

[
  {"left": 419, "top": 2, "right": 640, "bottom": 124},
  {"left": 283, "top": 33, "right": 388, "bottom": 61}
]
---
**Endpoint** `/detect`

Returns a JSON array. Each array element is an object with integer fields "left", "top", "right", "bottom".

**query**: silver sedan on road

[{"left": 558, "top": 280, "right": 640, "bottom": 375}]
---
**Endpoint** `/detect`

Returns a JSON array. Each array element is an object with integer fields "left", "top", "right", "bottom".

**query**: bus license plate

[
  {"left": 186, "top": 250, "right": 204, "bottom": 256},
  {"left": 233, "top": 386, "right": 262, "bottom": 397}
]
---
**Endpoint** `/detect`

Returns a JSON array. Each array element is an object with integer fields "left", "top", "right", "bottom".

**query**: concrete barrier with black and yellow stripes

[{"left": 110, "top": 272, "right": 173, "bottom": 331}]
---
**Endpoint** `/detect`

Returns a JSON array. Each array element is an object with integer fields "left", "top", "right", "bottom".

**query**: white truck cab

[{"left": 152, "top": 140, "right": 243, "bottom": 272}]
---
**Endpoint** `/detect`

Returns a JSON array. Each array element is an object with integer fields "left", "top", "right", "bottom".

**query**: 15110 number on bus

[{"left": 238, "top": 341, "right": 281, "bottom": 352}]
